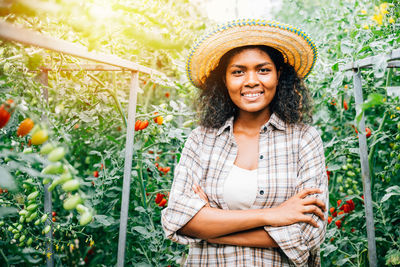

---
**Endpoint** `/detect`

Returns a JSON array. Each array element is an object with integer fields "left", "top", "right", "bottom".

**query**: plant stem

[
  {"left": 138, "top": 152, "right": 147, "bottom": 209},
  {"left": 0, "top": 249, "right": 9, "bottom": 267},
  {"left": 87, "top": 73, "right": 127, "bottom": 128}
]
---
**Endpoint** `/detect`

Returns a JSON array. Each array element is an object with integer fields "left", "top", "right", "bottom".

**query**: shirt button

[
  {"left": 259, "top": 190, "right": 264, "bottom": 195},
  {"left": 259, "top": 155, "right": 264, "bottom": 159}
]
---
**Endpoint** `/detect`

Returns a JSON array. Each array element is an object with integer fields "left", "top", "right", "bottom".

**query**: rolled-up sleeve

[
  {"left": 264, "top": 126, "right": 329, "bottom": 266},
  {"left": 161, "top": 128, "right": 207, "bottom": 245}
]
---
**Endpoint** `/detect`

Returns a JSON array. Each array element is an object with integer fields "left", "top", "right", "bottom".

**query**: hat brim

[{"left": 187, "top": 19, "right": 317, "bottom": 88}]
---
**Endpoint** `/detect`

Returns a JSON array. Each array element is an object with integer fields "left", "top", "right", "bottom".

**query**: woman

[{"left": 162, "top": 20, "right": 328, "bottom": 266}]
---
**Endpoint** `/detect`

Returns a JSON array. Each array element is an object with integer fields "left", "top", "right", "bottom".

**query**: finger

[
  {"left": 302, "top": 198, "right": 326, "bottom": 212},
  {"left": 297, "top": 188, "right": 322, "bottom": 199},
  {"left": 303, "top": 205, "right": 325, "bottom": 221},
  {"left": 198, "top": 190, "right": 209, "bottom": 202},
  {"left": 300, "top": 215, "right": 319, "bottom": 228}
]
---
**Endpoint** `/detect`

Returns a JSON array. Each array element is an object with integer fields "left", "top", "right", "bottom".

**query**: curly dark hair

[{"left": 196, "top": 45, "right": 313, "bottom": 129}]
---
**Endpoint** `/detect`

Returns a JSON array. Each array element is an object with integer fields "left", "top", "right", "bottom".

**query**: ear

[{"left": 277, "top": 68, "right": 281, "bottom": 81}]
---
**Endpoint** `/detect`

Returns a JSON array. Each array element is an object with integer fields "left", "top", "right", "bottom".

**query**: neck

[{"left": 234, "top": 109, "right": 272, "bottom": 134}]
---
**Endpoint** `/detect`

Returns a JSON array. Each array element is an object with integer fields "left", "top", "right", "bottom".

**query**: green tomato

[
  {"left": 23, "top": 148, "right": 33, "bottom": 154},
  {"left": 342, "top": 165, "right": 348, "bottom": 171},
  {"left": 48, "top": 147, "right": 65, "bottom": 162},
  {"left": 26, "top": 237, "right": 33, "bottom": 246},
  {"left": 62, "top": 180, "right": 80, "bottom": 192},
  {"left": 40, "top": 214, "right": 48, "bottom": 223},
  {"left": 28, "top": 212, "right": 38, "bottom": 221},
  {"left": 19, "top": 235, "right": 26, "bottom": 242},
  {"left": 43, "top": 225, "right": 51, "bottom": 234},
  {"left": 17, "top": 224, "right": 23, "bottom": 232},
  {"left": 34, "top": 219, "right": 41, "bottom": 226},
  {"left": 0, "top": 221, "right": 4, "bottom": 227},
  {"left": 347, "top": 171, "right": 356, "bottom": 177},
  {"left": 19, "top": 216, "right": 25, "bottom": 223},
  {"left": 63, "top": 194, "right": 81, "bottom": 210},
  {"left": 79, "top": 211, "right": 93, "bottom": 226},
  {"left": 19, "top": 209, "right": 29, "bottom": 217},
  {"left": 76, "top": 204, "right": 88, "bottom": 214},
  {"left": 337, "top": 176, "right": 343, "bottom": 183},
  {"left": 40, "top": 143, "right": 54, "bottom": 155},
  {"left": 347, "top": 189, "right": 354, "bottom": 195},
  {"left": 27, "top": 191, "right": 39, "bottom": 201},
  {"left": 43, "top": 178, "right": 52, "bottom": 185},
  {"left": 26, "top": 204, "right": 38, "bottom": 212},
  {"left": 42, "top": 162, "right": 64, "bottom": 175},
  {"left": 14, "top": 233, "right": 20, "bottom": 239}
]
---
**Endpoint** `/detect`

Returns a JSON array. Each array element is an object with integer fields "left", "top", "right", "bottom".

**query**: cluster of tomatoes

[
  {"left": 1, "top": 99, "right": 93, "bottom": 231},
  {"left": 154, "top": 193, "right": 168, "bottom": 207},
  {"left": 155, "top": 163, "right": 170, "bottom": 176},
  {"left": 134, "top": 112, "right": 164, "bottom": 131},
  {"left": 328, "top": 198, "right": 356, "bottom": 232}
]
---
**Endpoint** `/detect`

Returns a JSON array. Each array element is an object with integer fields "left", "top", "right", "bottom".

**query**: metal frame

[
  {"left": 0, "top": 20, "right": 166, "bottom": 266},
  {"left": 339, "top": 49, "right": 400, "bottom": 267}
]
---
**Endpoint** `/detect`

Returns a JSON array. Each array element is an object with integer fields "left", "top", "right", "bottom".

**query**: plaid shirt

[{"left": 161, "top": 113, "right": 328, "bottom": 266}]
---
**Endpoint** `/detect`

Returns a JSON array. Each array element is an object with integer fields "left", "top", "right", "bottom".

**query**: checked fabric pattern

[{"left": 161, "top": 113, "right": 328, "bottom": 266}]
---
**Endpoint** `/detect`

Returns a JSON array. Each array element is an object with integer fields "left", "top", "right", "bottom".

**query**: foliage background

[{"left": 0, "top": 0, "right": 399, "bottom": 266}]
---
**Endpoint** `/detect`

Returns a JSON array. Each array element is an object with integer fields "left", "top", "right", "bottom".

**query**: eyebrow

[{"left": 228, "top": 62, "right": 273, "bottom": 69}]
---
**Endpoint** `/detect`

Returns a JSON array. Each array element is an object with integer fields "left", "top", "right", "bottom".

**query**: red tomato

[
  {"left": 343, "top": 204, "right": 350, "bottom": 213},
  {"left": 158, "top": 198, "right": 167, "bottom": 207},
  {"left": 17, "top": 118, "right": 34, "bottom": 137},
  {"left": 343, "top": 100, "right": 348, "bottom": 111},
  {"left": 365, "top": 127, "right": 372, "bottom": 138},
  {"left": 93, "top": 171, "right": 99, "bottom": 178},
  {"left": 337, "top": 199, "right": 342, "bottom": 207},
  {"left": 140, "top": 120, "right": 149, "bottom": 130},
  {"left": 52, "top": 217, "right": 56, "bottom": 222},
  {"left": 330, "top": 207, "right": 335, "bottom": 214},
  {"left": 332, "top": 211, "right": 337, "bottom": 218},
  {"left": 335, "top": 220, "right": 342, "bottom": 229},
  {"left": 155, "top": 193, "right": 165, "bottom": 204},
  {"left": 338, "top": 211, "right": 344, "bottom": 216},
  {"left": 328, "top": 216, "right": 332, "bottom": 224},
  {"left": 52, "top": 211, "right": 56, "bottom": 217},
  {"left": 346, "top": 199, "right": 355, "bottom": 211},
  {"left": 165, "top": 92, "right": 170, "bottom": 98},
  {"left": 135, "top": 120, "right": 141, "bottom": 131},
  {"left": 0, "top": 99, "right": 15, "bottom": 129}
]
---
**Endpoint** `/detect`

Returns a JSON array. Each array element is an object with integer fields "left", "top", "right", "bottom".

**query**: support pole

[
  {"left": 38, "top": 69, "right": 54, "bottom": 267},
  {"left": 352, "top": 69, "right": 377, "bottom": 267},
  {"left": 117, "top": 71, "right": 139, "bottom": 267}
]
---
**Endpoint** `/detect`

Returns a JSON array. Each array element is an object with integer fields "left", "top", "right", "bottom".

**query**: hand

[
  {"left": 192, "top": 182, "right": 210, "bottom": 207},
  {"left": 266, "top": 188, "right": 326, "bottom": 228}
]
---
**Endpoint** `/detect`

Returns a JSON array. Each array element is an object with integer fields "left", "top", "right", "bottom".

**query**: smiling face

[{"left": 224, "top": 47, "right": 279, "bottom": 117}]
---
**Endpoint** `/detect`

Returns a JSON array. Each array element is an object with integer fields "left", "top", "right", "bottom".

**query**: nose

[{"left": 245, "top": 71, "right": 259, "bottom": 88}]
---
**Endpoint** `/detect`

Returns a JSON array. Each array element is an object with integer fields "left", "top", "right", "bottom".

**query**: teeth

[{"left": 243, "top": 93, "right": 261, "bottom": 97}]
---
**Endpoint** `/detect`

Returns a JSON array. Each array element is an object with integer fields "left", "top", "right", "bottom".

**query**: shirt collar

[
  {"left": 264, "top": 113, "right": 286, "bottom": 132},
  {"left": 216, "top": 113, "right": 286, "bottom": 136}
]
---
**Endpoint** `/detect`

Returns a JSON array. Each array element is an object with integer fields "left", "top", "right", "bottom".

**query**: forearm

[
  {"left": 178, "top": 206, "right": 267, "bottom": 239},
  {"left": 207, "top": 227, "right": 279, "bottom": 248}
]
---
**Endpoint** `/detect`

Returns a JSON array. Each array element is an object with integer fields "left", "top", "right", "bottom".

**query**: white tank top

[{"left": 223, "top": 165, "right": 258, "bottom": 210}]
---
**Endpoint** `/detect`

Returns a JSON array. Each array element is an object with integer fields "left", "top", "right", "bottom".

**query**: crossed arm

[{"left": 178, "top": 183, "right": 326, "bottom": 248}]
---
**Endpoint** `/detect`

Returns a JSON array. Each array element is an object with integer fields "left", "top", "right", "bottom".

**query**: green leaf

[
  {"left": 0, "top": 166, "right": 17, "bottom": 191},
  {"left": 355, "top": 93, "right": 384, "bottom": 125},
  {"left": 93, "top": 215, "right": 114, "bottom": 226},
  {"left": 0, "top": 207, "right": 18, "bottom": 218},
  {"left": 381, "top": 186, "right": 400, "bottom": 202}
]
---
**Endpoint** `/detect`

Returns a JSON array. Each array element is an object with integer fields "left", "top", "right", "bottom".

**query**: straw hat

[{"left": 186, "top": 19, "right": 318, "bottom": 88}]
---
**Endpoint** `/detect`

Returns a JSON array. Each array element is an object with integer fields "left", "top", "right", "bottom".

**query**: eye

[
  {"left": 258, "top": 68, "right": 271, "bottom": 73},
  {"left": 231, "top": 70, "right": 244, "bottom": 75}
]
